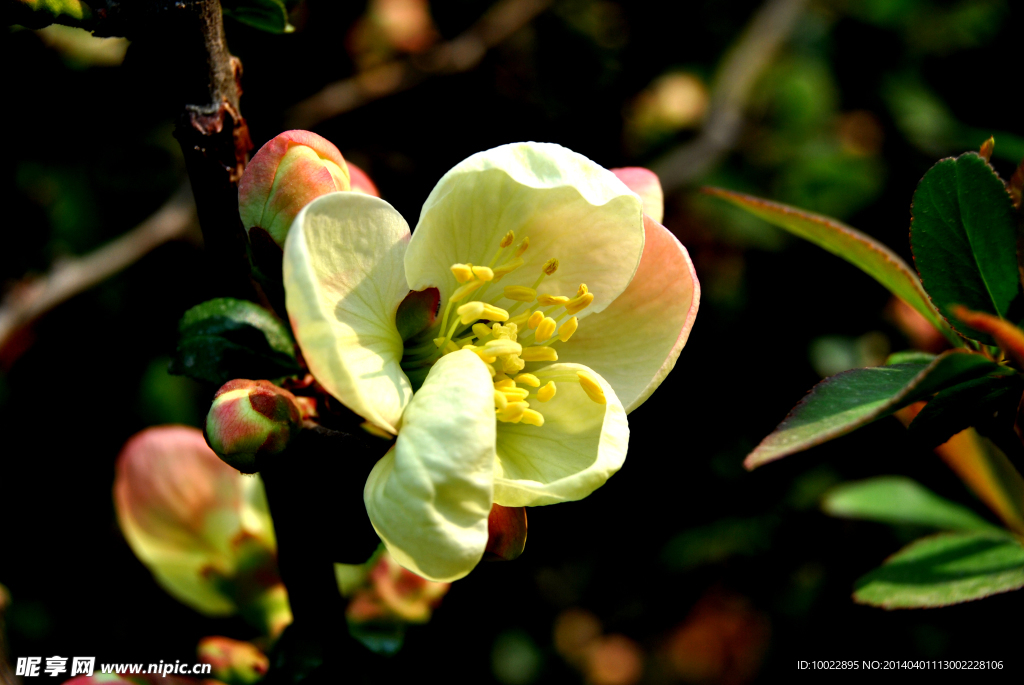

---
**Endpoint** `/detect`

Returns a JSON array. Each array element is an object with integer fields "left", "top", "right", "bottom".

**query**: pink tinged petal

[
  {"left": 239, "top": 130, "right": 351, "bottom": 246},
  {"left": 283, "top": 192, "right": 413, "bottom": 434},
  {"left": 611, "top": 167, "right": 664, "bottom": 224},
  {"left": 348, "top": 162, "right": 381, "bottom": 197},
  {"left": 555, "top": 215, "right": 699, "bottom": 413}
]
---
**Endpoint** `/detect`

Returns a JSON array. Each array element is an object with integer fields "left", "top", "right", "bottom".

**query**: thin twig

[
  {"left": 0, "top": 185, "right": 199, "bottom": 361},
  {"left": 652, "top": 0, "right": 808, "bottom": 189},
  {"left": 285, "top": 0, "right": 553, "bottom": 129}
]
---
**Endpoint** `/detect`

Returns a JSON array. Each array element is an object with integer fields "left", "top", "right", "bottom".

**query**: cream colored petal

[
  {"left": 493, "top": 364, "right": 628, "bottom": 507},
  {"left": 284, "top": 192, "right": 413, "bottom": 434},
  {"left": 364, "top": 350, "right": 496, "bottom": 582},
  {"left": 405, "top": 142, "right": 644, "bottom": 318},
  {"left": 551, "top": 215, "right": 699, "bottom": 412}
]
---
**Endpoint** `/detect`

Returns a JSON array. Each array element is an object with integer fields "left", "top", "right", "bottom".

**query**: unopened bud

[
  {"left": 206, "top": 380, "right": 303, "bottom": 473},
  {"left": 238, "top": 130, "right": 351, "bottom": 247},
  {"left": 484, "top": 504, "right": 527, "bottom": 561},
  {"left": 198, "top": 636, "right": 269, "bottom": 685}
]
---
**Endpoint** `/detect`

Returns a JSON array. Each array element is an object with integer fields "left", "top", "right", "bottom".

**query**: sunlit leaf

[
  {"left": 853, "top": 532, "right": 1024, "bottom": 609},
  {"left": 910, "top": 152, "right": 1022, "bottom": 345},
  {"left": 934, "top": 430, "right": 1024, "bottom": 536},
  {"left": 170, "top": 298, "right": 300, "bottom": 385},
  {"left": 822, "top": 476, "right": 1000, "bottom": 532},
  {"left": 704, "top": 187, "right": 959, "bottom": 345},
  {"left": 745, "top": 350, "right": 1009, "bottom": 469}
]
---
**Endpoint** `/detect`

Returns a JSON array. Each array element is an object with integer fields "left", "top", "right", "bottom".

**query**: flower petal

[
  {"left": 552, "top": 215, "right": 699, "bottom": 412},
  {"left": 406, "top": 142, "right": 644, "bottom": 317},
  {"left": 364, "top": 349, "right": 496, "bottom": 581},
  {"left": 284, "top": 192, "right": 413, "bottom": 434},
  {"left": 493, "top": 364, "right": 628, "bottom": 507},
  {"left": 611, "top": 167, "right": 664, "bottom": 223}
]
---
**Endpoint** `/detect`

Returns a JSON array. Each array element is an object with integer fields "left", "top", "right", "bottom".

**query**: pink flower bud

[
  {"left": 611, "top": 167, "right": 664, "bottom": 224},
  {"left": 113, "top": 426, "right": 290, "bottom": 633},
  {"left": 348, "top": 162, "right": 381, "bottom": 197},
  {"left": 238, "top": 130, "right": 351, "bottom": 247},
  {"left": 205, "top": 379, "right": 304, "bottom": 474},
  {"left": 346, "top": 551, "right": 449, "bottom": 624},
  {"left": 198, "top": 636, "right": 269, "bottom": 685}
]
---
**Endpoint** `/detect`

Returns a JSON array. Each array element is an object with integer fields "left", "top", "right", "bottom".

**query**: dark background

[{"left": 2, "top": 0, "right": 1022, "bottom": 682}]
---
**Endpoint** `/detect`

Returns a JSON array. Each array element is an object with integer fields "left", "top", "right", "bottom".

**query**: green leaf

[
  {"left": 822, "top": 476, "right": 1000, "bottom": 532},
  {"left": 853, "top": 532, "right": 1024, "bottom": 608},
  {"left": 222, "top": 0, "right": 294, "bottom": 34},
  {"left": 703, "top": 187, "right": 960, "bottom": 346},
  {"left": 745, "top": 350, "right": 1010, "bottom": 469},
  {"left": 885, "top": 350, "right": 936, "bottom": 365},
  {"left": 910, "top": 152, "right": 1022, "bottom": 345},
  {"left": 907, "top": 375, "right": 1023, "bottom": 449},
  {"left": 170, "top": 298, "right": 300, "bottom": 385},
  {"left": 10, "top": 0, "right": 91, "bottom": 25}
]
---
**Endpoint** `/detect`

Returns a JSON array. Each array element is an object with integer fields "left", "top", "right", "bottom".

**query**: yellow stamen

[
  {"left": 472, "top": 323, "right": 492, "bottom": 340},
  {"left": 509, "top": 310, "right": 532, "bottom": 328},
  {"left": 501, "top": 387, "right": 530, "bottom": 402},
  {"left": 542, "top": 258, "right": 559, "bottom": 275},
  {"left": 576, "top": 283, "right": 588, "bottom": 297},
  {"left": 577, "top": 371, "right": 606, "bottom": 404},
  {"left": 484, "top": 339, "right": 523, "bottom": 357},
  {"left": 537, "top": 294, "right": 570, "bottom": 306},
  {"left": 514, "top": 373, "right": 540, "bottom": 387},
  {"left": 537, "top": 381, "right": 556, "bottom": 402},
  {"left": 451, "top": 263, "right": 474, "bottom": 283},
  {"left": 520, "top": 347, "right": 558, "bottom": 362},
  {"left": 463, "top": 345, "right": 497, "bottom": 364},
  {"left": 564, "top": 292, "right": 595, "bottom": 316},
  {"left": 498, "top": 402, "right": 528, "bottom": 423},
  {"left": 493, "top": 257, "right": 524, "bottom": 278},
  {"left": 558, "top": 316, "right": 579, "bottom": 342},
  {"left": 457, "top": 301, "right": 509, "bottom": 325},
  {"left": 527, "top": 311, "right": 544, "bottom": 329},
  {"left": 451, "top": 280, "right": 484, "bottom": 302},
  {"left": 433, "top": 336, "right": 446, "bottom": 348},
  {"left": 472, "top": 265, "right": 495, "bottom": 281},
  {"left": 520, "top": 409, "right": 545, "bottom": 426},
  {"left": 504, "top": 285, "right": 537, "bottom": 302},
  {"left": 485, "top": 363, "right": 497, "bottom": 377},
  {"left": 536, "top": 316, "right": 557, "bottom": 342},
  {"left": 500, "top": 231, "right": 515, "bottom": 248},
  {"left": 494, "top": 390, "right": 508, "bottom": 410},
  {"left": 494, "top": 378, "right": 516, "bottom": 390},
  {"left": 515, "top": 237, "right": 530, "bottom": 257}
]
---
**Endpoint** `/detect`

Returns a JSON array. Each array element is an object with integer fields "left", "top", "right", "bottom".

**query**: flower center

[{"left": 400, "top": 231, "right": 605, "bottom": 427}]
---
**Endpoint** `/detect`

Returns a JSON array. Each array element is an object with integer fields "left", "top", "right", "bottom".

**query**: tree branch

[
  {"left": 285, "top": 0, "right": 553, "bottom": 129},
  {"left": 0, "top": 185, "right": 199, "bottom": 365},
  {"left": 652, "top": 0, "right": 808, "bottom": 189}
]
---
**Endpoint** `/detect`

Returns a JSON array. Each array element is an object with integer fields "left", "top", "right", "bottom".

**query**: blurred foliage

[{"left": 3, "top": 0, "right": 1024, "bottom": 682}]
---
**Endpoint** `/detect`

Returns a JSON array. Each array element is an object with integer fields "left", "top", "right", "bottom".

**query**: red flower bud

[
  {"left": 197, "top": 636, "right": 269, "bottom": 685},
  {"left": 238, "top": 130, "right": 351, "bottom": 246},
  {"left": 205, "top": 380, "right": 304, "bottom": 473},
  {"left": 484, "top": 503, "right": 527, "bottom": 561}
]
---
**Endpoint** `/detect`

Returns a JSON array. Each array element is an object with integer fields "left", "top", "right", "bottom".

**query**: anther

[
  {"left": 520, "top": 347, "right": 558, "bottom": 362},
  {"left": 520, "top": 409, "right": 545, "bottom": 426},
  {"left": 498, "top": 402, "right": 528, "bottom": 423},
  {"left": 527, "top": 311, "right": 544, "bottom": 329},
  {"left": 472, "top": 323, "right": 492, "bottom": 340},
  {"left": 504, "top": 285, "right": 537, "bottom": 302},
  {"left": 500, "top": 231, "right": 515, "bottom": 248},
  {"left": 451, "top": 280, "right": 484, "bottom": 302},
  {"left": 537, "top": 381, "right": 556, "bottom": 402},
  {"left": 514, "top": 373, "right": 540, "bottom": 387},
  {"left": 451, "top": 263, "right": 474, "bottom": 283},
  {"left": 472, "top": 265, "right": 495, "bottom": 281},
  {"left": 576, "top": 283, "right": 588, "bottom": 297},
  {"left": 564, "top": 292, "right": 594, "bottom": 316},
  {"left": 542, "top": 258, "right": 559, "bottom": 275},
  {"left": 536, "top": 316, "right": 557, "bottom": 342},
  {"left": 457, "top": 302, "right": 509, "bottom": 324},
  {"left": 577, "top": 372, "right": 606, "bottom": 404},
  {"left": 483, "top": 339, "right": 523, "bottom": 357},
  {"left": 501, "top": 387, "right": 530, "bottom": 402},
  {"left": 537, "top": 294, "right": 570, "bottom": 306},
  {"left": 558, "top": 316, "right": 578, "bottom": 342},
  {"left": 515, "top": 237, "right": 530, "bottom": 257},
  {"left": 494, "top": 391, "right": 508, "bottom": 410}
]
